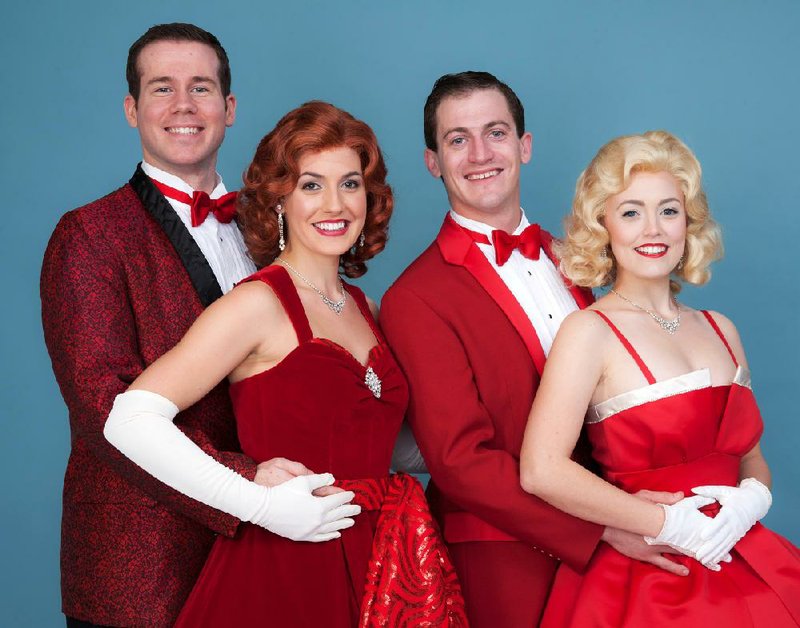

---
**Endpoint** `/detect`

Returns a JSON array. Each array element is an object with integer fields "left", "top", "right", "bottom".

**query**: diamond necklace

[
  {"left": 610, "top": 289, "right": 681, "bottom": 335},
  {"left": 277, "top": 258, "right": 347, "bottom": 315}
]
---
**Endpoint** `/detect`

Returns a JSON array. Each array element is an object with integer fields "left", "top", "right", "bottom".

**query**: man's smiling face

[
  {"left": 424, "top": 88, "right": 531, "bottom": 226},
  {"left": 124, "top": 40, "right": 236, "bottom": 184}
]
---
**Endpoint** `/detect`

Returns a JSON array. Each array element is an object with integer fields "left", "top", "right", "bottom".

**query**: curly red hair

[{"left": 237, "top": 101, "right": 393, "bottom": 278}]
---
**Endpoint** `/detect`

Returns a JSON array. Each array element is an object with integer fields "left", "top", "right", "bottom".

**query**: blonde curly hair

[{"left": 557, "top": 130, "right": 722, "bottom": 293}]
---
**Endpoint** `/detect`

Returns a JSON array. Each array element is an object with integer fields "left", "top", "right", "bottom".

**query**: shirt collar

[
  {"left": 141, "top": 161, "right": 228, "bottom": 200},
  {"left": 448, "top": 208, "right": 530, "bottom": 238}
]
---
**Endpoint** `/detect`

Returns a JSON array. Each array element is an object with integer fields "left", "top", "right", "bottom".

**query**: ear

[
  {"left": 520, "top": 131, "right": 533, "bottom": 164},
  {"left": 424, "top": 148, "right": 442, "bottom": 178},
  {"left": 224, "top": 93, "right": 237, "bottom": 127},
  {"left": 123, "top": 94, "right": 138, "bottom": 128}
]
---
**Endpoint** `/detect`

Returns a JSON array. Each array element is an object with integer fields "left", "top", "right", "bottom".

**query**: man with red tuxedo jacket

[
  {"left": 41, "top": 24, "right": 272, "bottom": 627},
  {"left": 381, "top": 72, "right": 685, "bottom": 627}
]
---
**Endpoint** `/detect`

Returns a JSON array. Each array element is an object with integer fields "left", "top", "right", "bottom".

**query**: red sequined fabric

[{"left": 338, "top": 474, "right": 468, "bottom": 627}]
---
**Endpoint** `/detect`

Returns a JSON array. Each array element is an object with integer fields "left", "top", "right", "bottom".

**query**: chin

[{"left": 318, "top": 242, "right": 356, "bottom": 258}]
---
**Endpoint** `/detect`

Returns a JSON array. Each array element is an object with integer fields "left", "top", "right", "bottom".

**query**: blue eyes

[{"left": 621, "top": 207, "right": 680, "bottom": 218}]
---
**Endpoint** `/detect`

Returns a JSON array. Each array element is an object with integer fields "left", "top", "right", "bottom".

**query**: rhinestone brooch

[{"left": 365, "top": 367, "right": 382, "bottom": 398}]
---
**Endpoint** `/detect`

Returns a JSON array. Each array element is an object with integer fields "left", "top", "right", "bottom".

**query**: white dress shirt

[
  {"left": 142, "top": 162, "right": 256, "bottom": 293},
  {"left": 449, "top": 209, "right": 578, "bottom": 356}
]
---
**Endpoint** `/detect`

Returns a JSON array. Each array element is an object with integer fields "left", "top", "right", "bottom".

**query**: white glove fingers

[
  {"left": 710, "top": 537, "right": 737, "bottom": 565},
  {"left": 309, "top": 531, "right": 342, "bottom": 543},
  {"left": 696, "top": 531, "right": 736, "bottom": 566},
  {"left": 692, "top": 485, "right": 733, "bottom": 500},
  {"left": 320, "top": 517, "right": 356, "bottom": 534},
  {"left": 682, "top": 494, "right": 716, "bottom": 510},
  {"left": 695, "top": 532, "right": 726, "bottom": 563},
  {"left": 319, "top": 490, "right": 357, "bottom": 510},
  {"left": 323, "top": 503, "right": 361, "bottom": 524},
  {"left": 303, "top": 472, "right": 336, "bottom": 492}
]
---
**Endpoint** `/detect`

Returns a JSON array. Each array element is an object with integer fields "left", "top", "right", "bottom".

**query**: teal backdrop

[{"left": 2, "top": 1, "right": 798, "bottom": 624}]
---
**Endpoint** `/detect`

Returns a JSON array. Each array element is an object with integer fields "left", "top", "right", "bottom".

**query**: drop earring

[
  {"left": 358, "top": 232, "right": 365, "bottom": 248},
  {"left": 277, "top": 205, "right": 285, "bottom": 252}
]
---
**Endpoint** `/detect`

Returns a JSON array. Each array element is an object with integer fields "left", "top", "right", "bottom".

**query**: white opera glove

[
  {"left": 644, "top": 495, "right": 730, "bottom": 571},
  {"left": 692, "top": 478, "right": 772, "bottom": 566},
  {"left": 104, "top": 390, "right": 360, "bottom": 542}
]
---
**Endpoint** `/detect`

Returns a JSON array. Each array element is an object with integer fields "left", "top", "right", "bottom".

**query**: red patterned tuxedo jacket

[
  {"left": 41, "top": 165, "right": 257, "bottom": 627},
  {"left": 381, "top": 215, "right": 604, "bottom": 623}
]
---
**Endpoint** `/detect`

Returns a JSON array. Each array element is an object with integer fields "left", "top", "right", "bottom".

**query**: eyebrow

[
  {"left": 145, "top": 75, "right": 216, "bottom": 86},
  {"left": 442, "top": 120, "right": 511, "bottom": 139},
  {"left": 617, "top": 197, "right": 682, "bottom": 209},
  {"left": 299, "top": 171, "right": 363, "bottom": 179}
]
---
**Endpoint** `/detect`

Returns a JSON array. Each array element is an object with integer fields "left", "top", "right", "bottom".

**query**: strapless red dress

[
  {"left": 175, "top": 266, "right": 466, "bottom": 627},
  {"left": 542, "top": 310, "right": 800, "bottom": 627}
]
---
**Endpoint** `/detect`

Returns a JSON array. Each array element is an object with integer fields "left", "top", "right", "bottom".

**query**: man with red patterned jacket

[
  {"left": 381, "top": 72, "right": 687, "bottom": 627},
  {"left": 41, "top": 23, "right": 305, "bottom": 628}
]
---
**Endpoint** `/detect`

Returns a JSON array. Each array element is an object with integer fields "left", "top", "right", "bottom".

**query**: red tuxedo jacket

[
  {"left": 381, "top": 216, "right": 604, "bottom": 616},
  {"left": 41, "top": 166, "right": 257, "bottom": 627}
]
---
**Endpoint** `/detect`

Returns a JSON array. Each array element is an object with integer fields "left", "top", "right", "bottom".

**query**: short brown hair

[
  {"left": 237, "top": 101, "right": 393, "bottom": 279},
  {"left": 423, "top": 71, "right": 525, "bottom": 150},
  {"left": 126, "top": 23, "right": 231, "bottom": 101}
]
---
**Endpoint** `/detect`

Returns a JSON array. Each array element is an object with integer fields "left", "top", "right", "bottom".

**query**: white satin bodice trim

[{"left": 586, "top": 366, "right": 750, "bottom": 424}]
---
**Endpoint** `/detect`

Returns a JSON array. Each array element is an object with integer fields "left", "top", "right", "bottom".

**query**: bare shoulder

[
  {"left": 551, "top": 309, "right": 612, "bottom": 355},
  {"left": 199, "top": 280, "right": 285, "bottom": 329},
  {"left": 559, "top": 308, "right": 609, "bottom": 338}
]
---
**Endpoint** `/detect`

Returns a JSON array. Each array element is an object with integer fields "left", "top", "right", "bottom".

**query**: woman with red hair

[{"left": 102, "top": 101, "right": 465, "bottom": 626}]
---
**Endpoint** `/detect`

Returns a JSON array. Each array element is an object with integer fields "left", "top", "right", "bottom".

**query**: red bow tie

[
  {"left": 490, "top": 224, "right": 542, "bottom": 265},
  {"left": 151, "top": 179, "right": 238, "bottom": 227}
]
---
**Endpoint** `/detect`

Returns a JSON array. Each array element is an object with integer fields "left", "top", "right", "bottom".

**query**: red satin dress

[
  {"left": 175, "top": 266, "right": 466, "bottom": 627},
  {"left": 542, "top": 310, "right": 800, "bottom": 628}
]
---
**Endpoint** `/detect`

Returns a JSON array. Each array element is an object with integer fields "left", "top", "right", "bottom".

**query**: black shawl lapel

[{"left": 130, "top": 164, "right": 223, "bottom": 307}]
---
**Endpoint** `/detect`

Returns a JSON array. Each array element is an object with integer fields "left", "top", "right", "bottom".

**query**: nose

[
  {"left": 323, "top": 186, "right": 344, "bottom": 213},
  {"left": 642, "top": 211, "right": 662, "bottom": 236},
  {"left": 172, "top": 89, "right": 198, "bottom": 114},
  {"left": 468, "top": 137, "right": 492, "bottom": 163}
]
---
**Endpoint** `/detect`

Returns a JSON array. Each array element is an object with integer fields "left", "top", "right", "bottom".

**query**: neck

[
  {"left": 144, "top": 157, "right": 219, "bottom": 194},
  {"left": 451, "top": 204, "right": 522, "bottom": 233},
  {"left": 612, "top": 275, "right": 676, "bottom": 316},
  {"left": 277, "top": 249, "right": 343, "bottom": 295},
  {"left": 176, "top": 167, "right": 218, "bottom": 194}
]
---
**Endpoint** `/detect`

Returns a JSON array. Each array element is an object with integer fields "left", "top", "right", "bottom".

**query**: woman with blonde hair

[{"left": 520, "top": 131, "right": 800, "bottom": 625}]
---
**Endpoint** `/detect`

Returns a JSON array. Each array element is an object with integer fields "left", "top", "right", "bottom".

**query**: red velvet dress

[
  {"left": 173, "top": 266, "right": 424, "bottom": 627},
  {"left": 542, "top": 311, "right": 800, "bottom": 627}
]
